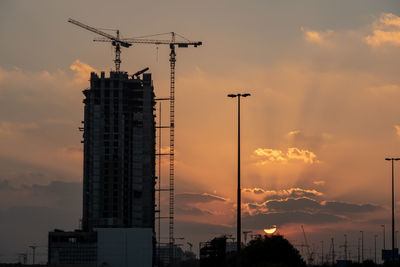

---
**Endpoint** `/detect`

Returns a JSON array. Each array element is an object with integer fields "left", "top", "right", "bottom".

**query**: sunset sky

[{"left": 1, "top": 0, "right": 400, "bottom": 263}]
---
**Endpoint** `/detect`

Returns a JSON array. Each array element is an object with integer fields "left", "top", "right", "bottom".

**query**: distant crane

[
  {"left": 18, "top": 253, "right": 27, "bottom": 265},
  {"left": 187, "top": 242, "right": 193, "bottom": 253},
  {"left": 29, "top": 245, "right": 37, "bottom": 265},
  {"left": 339, "top": 234, "right": 348, "bottom": 261},
  {"left": 68, "top": 18, "right": 202, "bottom": 266},
  {"left": 301, "top": 225, "right": 314, "bottom": 265},
  {"left": 329, "top": 238, "right": 335, "bottom": 265}
]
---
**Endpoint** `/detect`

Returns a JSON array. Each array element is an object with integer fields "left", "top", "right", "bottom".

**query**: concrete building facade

[{"left": 81, "top": 71, "right": 155, "bottom": 231}]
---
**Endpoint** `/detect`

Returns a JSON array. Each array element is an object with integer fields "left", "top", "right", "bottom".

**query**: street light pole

[
  {"left": 382, "top": 224, "right": 386, "bottom": 250},
  {"left": 228, "top": 93, "right": 251, "bottom": 261},
  {"left": 344, "top": 234, "right": 347, "bottom": 261},
  {"left": 360, "top": 231, "right": 364, "bottom": 263},
  {"left": 321, "top": 240, "right": 324, "bottom": 265},
  {"left": 375, "top": 234, "right": 377, "bottom": 264},
  {"left": 385, "top": 157, "right": 400, "bottom": 264}
]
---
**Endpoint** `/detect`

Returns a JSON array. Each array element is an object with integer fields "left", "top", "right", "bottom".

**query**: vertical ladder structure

[
  {"left": 169, "top": 37, "right": 176, "bottom": 266},
  {"left": 157, "top": 102, "right": 162, "bottom": 267}
]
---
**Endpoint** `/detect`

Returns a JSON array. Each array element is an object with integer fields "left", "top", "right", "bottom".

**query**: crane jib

[{"left": 68, "top": 18, "right": 201, "bottom": 72}]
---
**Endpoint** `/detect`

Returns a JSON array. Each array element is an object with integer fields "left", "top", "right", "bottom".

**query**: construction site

[{"left": 45, "top": 19, "right": 202, "bottom": 267}]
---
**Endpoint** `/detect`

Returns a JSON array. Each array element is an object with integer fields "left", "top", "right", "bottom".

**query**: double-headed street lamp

[
  {"left": 227, "top": 93, "right": 251, "bottom": 256},
  {"left": 385, "top": 157, "right": 400, "bottom": 264}
]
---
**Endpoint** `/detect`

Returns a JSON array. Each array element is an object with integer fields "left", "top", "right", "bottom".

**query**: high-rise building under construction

[
  {"left": 48, "top": 71, "right": 155, "bottom": 266},
  {"left": 81, "top": 71, "right": 155, "bottom": 231}
]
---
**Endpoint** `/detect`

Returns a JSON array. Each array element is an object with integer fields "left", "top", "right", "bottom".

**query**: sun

[{"left": 264, "top": 226, "right": 277, "bottom": 234}]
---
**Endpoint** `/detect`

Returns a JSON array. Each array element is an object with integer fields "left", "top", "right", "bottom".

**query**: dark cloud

[
  {"left": 175, "top": 221, "right": 234, "bottom": 241},
  {"left": 0, "top": 204, "right": 80, "bottom": 263},
  {"left": 176, "top": 206, "right": 213, "bottom": 216},
  {"left": 0, "top": 155, "right": 72, "bottom": 186},
  {"left": 247, "top": 188, "right": 265, "bottom": 194},
  {"left": 243, "top": 197, "right": 383, "bottom": 229},
  {"left": 0, "top": 180, "right": 82, "bottom": 262},
  {"left": 242, "top": 187, "right": 323, "bottom": 202},
  {"left": 0, "top": 180, "right": 81, "bottom": 210},
  {"left": 248, "top": 197, "right": 383, "bottom": 215},
  {"left": 267, "top": 198, "right": 321, "bottom": 212},
  {"left": 176, "top": 192, "right": 227, "bottom": 203},
  {"left": 243, "top": 211, "right": 344, "bottom": 229},
  {"left": 323, "top": 201, "right": 382, "bottom": 213}
]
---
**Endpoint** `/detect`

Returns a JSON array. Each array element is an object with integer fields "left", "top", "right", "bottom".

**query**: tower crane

[
  {"left": 301, "top": 225, "right": 314, "bottom": 265},
  {"left": 68, "top": 18, "right": 202, "bottom": 266}
]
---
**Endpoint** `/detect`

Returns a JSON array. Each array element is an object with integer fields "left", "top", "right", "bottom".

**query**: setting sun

[{"left": 264, "top": 226, "right": 277, "bottom": 235}]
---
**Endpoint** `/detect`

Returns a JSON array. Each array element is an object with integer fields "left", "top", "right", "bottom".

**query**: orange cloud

[
  {"left": 301, "top": 27, "right": 333, "bottom": 45},
  {"left": 287, "top": 147, "right": 317, "bottom": 163},
  {"left": 287, "top": 130, "right": 301, "bottom": 137},
  {"left": 313, "top": 180, "right": 326, "bottom": 186},
  {"left": 254, "top": 148, "right": 286, "bottom": 163},
  {"left": 395, "top": 125, "right": 400, "bottom": 137},
  {"left": 369, "top": 84, "right": 400, "bottom": 95},
  {"left": 365, "top": 13, "right": 400, "bottom": 47},
  {"left": 254, "top": 147, "right": 318, "bottom": 164},
  {"left": 243, "top": 187, "right": 323, "bottom": 203},
  {"left": 70, "top": 59, "right": 96, "bottom": 83}
]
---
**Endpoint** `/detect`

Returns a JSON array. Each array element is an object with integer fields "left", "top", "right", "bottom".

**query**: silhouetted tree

[
  {"left": 233, "top": 235, "right": 306, "bottom": 267},
  {"left": 200, "top": 234, "right": 305, "bottom": 267}
]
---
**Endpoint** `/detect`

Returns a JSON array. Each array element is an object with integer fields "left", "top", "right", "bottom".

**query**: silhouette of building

[
  {"left": 48, "top": 71, "right": 156, "bottom": 267},
  {"left": 200, "top": 236, "right": 227, "bottom": 267},
  {"left": 48, "top": 230, "right": 97, "bottom": 265},
  {"left": 81, "top": 71, "right": 155, "bottom": 231},
  {"left": 157, "top": 243, "right": 184, "bottom": 266}
]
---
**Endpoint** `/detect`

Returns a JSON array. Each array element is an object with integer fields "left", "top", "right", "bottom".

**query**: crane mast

[{"left": 169, "top": 36, "right": 176, "bottom": 265}]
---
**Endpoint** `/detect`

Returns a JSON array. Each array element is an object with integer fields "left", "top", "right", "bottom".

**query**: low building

[
  {"left": 48, "top": 228, "right": 152, "bottom": 267},
  {"left": 156, "top": 243, "right": 184, "bottom": 266},
  {"left": 97, "top": 228, "right": 152, "bottom": 267},
  {"left": 199, "top": 236, "right": 227, "bottom": 267},
  {"left": 48, "top": 230, "right": 97, "bottom": 266}
]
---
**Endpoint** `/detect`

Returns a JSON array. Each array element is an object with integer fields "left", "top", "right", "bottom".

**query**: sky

[{"left": 1, "top": 0, "right": 400, "bottom": 264}]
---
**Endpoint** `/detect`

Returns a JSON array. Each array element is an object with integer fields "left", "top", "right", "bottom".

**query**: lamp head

[
  {"left": 385, "top": 158, "right": 392, "bottom": 161},
  {"left": 242, "top": 93, "right": 251, "bottom": 97},
  {"left": 227, "top": 94, "right": 237, "bottom": 98}
]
